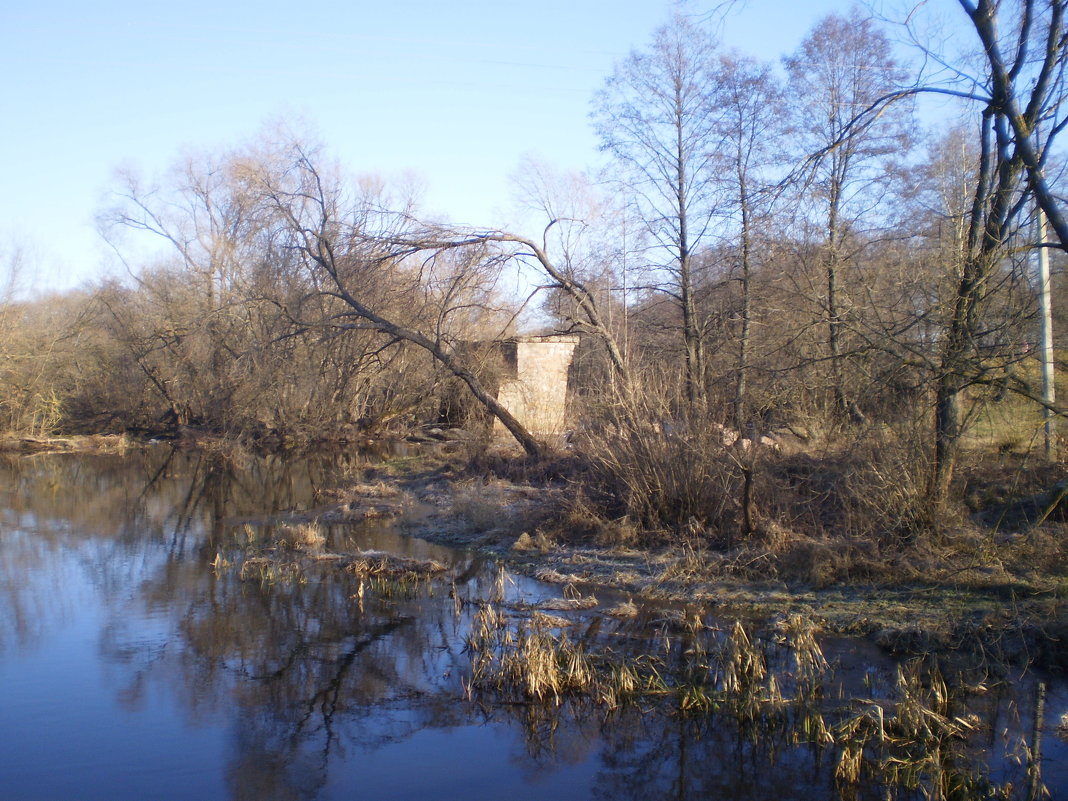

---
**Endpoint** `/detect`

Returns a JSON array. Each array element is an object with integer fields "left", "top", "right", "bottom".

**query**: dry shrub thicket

[{"left": 562, "top": 367, "right": 1067, "bottom": 583}]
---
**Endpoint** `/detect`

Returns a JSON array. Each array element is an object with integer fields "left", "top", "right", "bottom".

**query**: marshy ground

[
  {"left": 316, "top": 445, "right": 1068, "bottom": 673},
  {"left": 3, "top": 440, "right": 1064, "bottom": 798}
]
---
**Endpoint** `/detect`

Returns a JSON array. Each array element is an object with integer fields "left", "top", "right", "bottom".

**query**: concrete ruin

[{"left": 491, "top": 335, "right": 579, "bottom": 439}]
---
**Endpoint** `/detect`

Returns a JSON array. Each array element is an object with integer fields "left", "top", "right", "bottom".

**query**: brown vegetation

[{"left": 463, "top": 604, "right": 1027, "bottom": 798}]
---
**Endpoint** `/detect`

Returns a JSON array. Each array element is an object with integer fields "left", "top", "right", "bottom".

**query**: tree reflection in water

[{"left": 0, "top": 448, "right": 1061, "bottom": 800}]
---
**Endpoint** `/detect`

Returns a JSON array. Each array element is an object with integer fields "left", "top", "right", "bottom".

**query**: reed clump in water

[
  {"left": 832, "top": 661, "right": 1006, "bottom": 799},
  {"left": 464, "top": 606, "right": 828, "bottom": 719},
  {"left": 227, "top": 519, "right": 448, "bottom": 598},
  {"left": 238, "top": 556, "right": 307, "bottom": 585},
  {"left": 464, "top": 605, "right": 667, "bottom": 706},
  {"left": 343, "top": 551, "right": 447, "bottom": 579},
  {"left": 465, "top": 609, "right": 1019, "bottom": 799},
  {"left": 343, "top": 552, "right": 448, "bottom": 600}
]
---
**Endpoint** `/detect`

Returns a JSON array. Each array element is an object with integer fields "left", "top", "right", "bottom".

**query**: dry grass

[
  {"left": 562, "top": 393, "right": 952, "bottom": 556},
  {"left": 538, "top": 594, "right": 599, "bottom": 611},
  {"left": 238, "top": 556, "right": 307, "bottom": 584},
  {"left": 553, "top": 492, "right": 642, "bottom": 547},
  {"left": 512, "top": 530, "right": 556, "bottom": 552},
  {"left": 345, "top": 480, "right": 402, "bottom": 499},
  {"left": 464, "top": 606, "right": 827, "bottom": 716},
  {"left": 277, "top": 522, "right": 327, "bottom": 551},
  {"left": 464, "top": 606, "right": 1017, "bottom": 798},
  {"left": 963, "top": 359, "right": 1068, "bottom": 455},
  {"left": 344, "top": 551, "right": 448, "bottom": 579},
  {"left": 833, "top": 662, "right": 990, "bottom": 798},
  {"left": 464, "top": 603, "right": 663, "bottom": 706},
  {"left": 539, "top": 405, "right": 1065, "bottom": 607},
  {"left": 605, "top": 600, "right": 640, "bottom": 618},
  {"left": 0, "top": 432, "right": 135, "bottom": 454},
  {"left": 225, "top": 514, "right": 451, "bottom": 602},
  {"left": 575, "top": 412, "right": 745, "bottom": 539},
  {"left": 449, "top": 478, "right": 540, "bottom": 537}
]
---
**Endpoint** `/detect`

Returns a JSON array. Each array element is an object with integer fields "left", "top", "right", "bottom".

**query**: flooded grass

[
  {"left": 461, "top": 600, "right": 1041, "bottom": 799},
  {"left": 225, "top": 518, "right": 449, "bottom": 592},
  {"left": 202, "top": 453, "right": 1064, "bottom": 799}
]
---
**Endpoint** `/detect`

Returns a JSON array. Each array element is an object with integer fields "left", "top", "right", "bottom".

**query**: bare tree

[
  {"left": 511, "top": 157, "right": 634, "bottom": 384},
  {"left": 592, "top": 13, "right": 722, "bottom": 405},
  {"left": 785, "top": 8, "right": 912, "bottom": 423},
  {"left": 930, "top": 112, "right": 1034, "bottom": 502},
  {"left": 98, "top": 152, "right": 272, "bottom": 429},
  {"left": 0, "top": 242, "right": 80, "bottom": 435},
  {"left": 712, "top": 54, "right": 787, "bottom": 431},
  {"left": 241, "top": 144, "right": 547, "bottom": 457},
  {"left": 97, "top": 143, "right": 440, "bottom": 439},
  {"left": 955, "top": 0, "right": 1068, "bottom": 251},
  {"left": 399, "top": 225, "right": 628, "bottom": 381},
  {"left": 874, "top": 1, "right": 1068, "bottom": 499}
]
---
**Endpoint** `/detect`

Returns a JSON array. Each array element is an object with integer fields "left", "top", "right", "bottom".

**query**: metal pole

[{"left": 1037, "top": 209, "right": 1056, "bottom": 460}]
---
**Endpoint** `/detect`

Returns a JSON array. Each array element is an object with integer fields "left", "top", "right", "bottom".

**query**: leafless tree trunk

[
  {"left": 932, "top": 109, "right": 1026, "bottom": 503},
  {"left": 714, "top": 55, "right": 784, "bottom": 431},
  {"left": 785, "top": 9, "right": 910, "bottom": 424},
  {"left": 921, "top": 0, "right": 1068, "bottom": 501},
  {"left": 248, "top": 148, "right": 546, "bottom": 457},
  {"left": 592, "top": 14, "right": 721, "bottom": 406},
  {"left": 959, "top": 0, "right": 1068, "bottom": 250}
]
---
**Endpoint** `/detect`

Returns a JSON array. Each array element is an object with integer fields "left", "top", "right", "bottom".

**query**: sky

[{"left": 1, "top": 0, "right": 952, "bottom": 294}]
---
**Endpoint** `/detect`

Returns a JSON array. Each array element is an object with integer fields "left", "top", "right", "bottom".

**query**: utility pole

[
  {"left": 1037, "top": 208, "right": 1056, "bottom": 460},
  {"left": 621, "top": 193, "right": 628, "bottom": 369}
]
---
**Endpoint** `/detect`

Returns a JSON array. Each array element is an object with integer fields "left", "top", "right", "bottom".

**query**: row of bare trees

[
  {"left": 0, "top": 1, "right": 1064, "bottom": 540},
  {"left": 580, "top": 1, "right": 1067, "bottom": 520}
]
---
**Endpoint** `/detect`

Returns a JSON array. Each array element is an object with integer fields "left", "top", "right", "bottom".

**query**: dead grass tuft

[
  {"left": 605, "top": 600, "right": 640, "bottom": 618},
  {"left": 535, "top": 568, "right": 583, "bottom": 584},
  {"left": 277, "top": 522, "right": 327, "bottom": 551},
  {"left": 554, "top": 491, "right": 642, "bottom": 547},
  {"left": 450, "top": 480, "right": 511, "bottom": 532},
  {"left": 834, "top": 661, "right": 985, "bottom": 794},
  {"left": 538, "top": 594, "right": 599, "bottom": 611},
  {"left": 512, "top": 530, "right": 556, "bottom": 552},
  {"left": 344, "top": 551, "right": 448, "bottom": 579}
]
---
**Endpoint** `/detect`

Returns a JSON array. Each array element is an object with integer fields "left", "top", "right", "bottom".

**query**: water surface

[{"left": 0, "top": 448, "right": 1063, "bottom": 800}]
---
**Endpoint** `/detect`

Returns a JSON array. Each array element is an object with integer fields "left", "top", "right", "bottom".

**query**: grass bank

[{"left": 363, "top": 440, "right": 1068, "bottom": 671}]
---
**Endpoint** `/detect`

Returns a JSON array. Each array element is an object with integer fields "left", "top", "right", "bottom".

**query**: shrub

[{"left": 571, "top": 386, "right": 760, "bottom": 545}]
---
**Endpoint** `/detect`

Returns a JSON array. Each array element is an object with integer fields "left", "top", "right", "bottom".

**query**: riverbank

[
  {"left": 0, "top": 433, "right": 136, "bottom": 454},
  {"left": 340, "top": 447, "right": 1068, "bottom": 672},
  {"left": 5, "top": 434, "right": 1066, "bottom": 670}
]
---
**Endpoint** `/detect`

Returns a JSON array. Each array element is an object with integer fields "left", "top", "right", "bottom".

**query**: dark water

[{"left": 0, "top": 448, "right": 1064, "bottom": 801}]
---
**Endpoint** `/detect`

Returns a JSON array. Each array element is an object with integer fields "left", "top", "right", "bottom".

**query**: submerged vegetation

[
  {"left": 460, "top": 596, "right": 1056, "bottom": 799},
  {"left": 224, "top": 519, "right": 448, "bottom": 596}
]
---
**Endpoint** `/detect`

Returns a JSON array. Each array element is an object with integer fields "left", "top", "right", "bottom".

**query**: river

[{"left": 0, "top": 446, "right": 1063, "bottom": 800}]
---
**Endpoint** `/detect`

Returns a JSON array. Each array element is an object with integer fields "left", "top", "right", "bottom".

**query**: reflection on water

[{"left": 0, "top": 448, "right": 1064, "bottom": 800}]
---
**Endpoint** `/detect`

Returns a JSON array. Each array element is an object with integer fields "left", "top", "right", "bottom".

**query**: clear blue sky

[{"left": 2, "top": 0, "right": 932, "bottom": 293}]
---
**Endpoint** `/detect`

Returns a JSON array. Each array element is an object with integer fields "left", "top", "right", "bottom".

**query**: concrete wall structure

[{"left": 493, "top": 335, "right": 578, "bottom": 438}]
